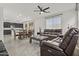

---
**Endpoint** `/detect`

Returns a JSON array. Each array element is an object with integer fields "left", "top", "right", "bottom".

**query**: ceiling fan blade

[
  {"left": 43, "top": 10, "right": 50, "bottom": 13},
  {"left": 37, "top": 5, "right": 42, "bottom": 11},
  {"left": 43, "top": 7, "right": 50, "bottom": 11}
]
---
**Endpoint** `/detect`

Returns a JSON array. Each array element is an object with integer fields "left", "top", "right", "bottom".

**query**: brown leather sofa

[
  {"left": 40, "top": 28, "right": 78, "bottom": 56},
  {"left": 44, "top": 29, "right": 62, "bottom": 34},
  {"left": 38, "top": 29, "right": 62, "bottom": 40},
  {"left": 40, "top": 29, "right": 62, "bottom": 35}
]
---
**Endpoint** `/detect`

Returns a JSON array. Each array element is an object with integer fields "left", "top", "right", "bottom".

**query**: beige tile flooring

[
  {"left": 3, "top": 35, "right": 40, "bottom": 56},
  {"left": 2, "top": 35, "right": 79, "bottom": 56}
]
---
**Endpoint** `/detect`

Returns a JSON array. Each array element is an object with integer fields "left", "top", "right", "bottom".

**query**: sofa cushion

[
  {"left": 44, "top": 37, "right": 63, "bottom": 46},
  {"left": 59, "top": 28, "right": 77, "bottom": 50},
  {"left": 64, "top": 35, "right": 78, "bottom": 55}
]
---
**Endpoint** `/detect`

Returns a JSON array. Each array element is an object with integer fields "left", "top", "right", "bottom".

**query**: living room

[{"left": 0, "top": 3, "right": 79, "bottom": 56}]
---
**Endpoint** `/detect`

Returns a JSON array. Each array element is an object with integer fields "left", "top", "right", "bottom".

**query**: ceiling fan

[{"left": 34, "top": 5, "right": 50, "bottom": 14}]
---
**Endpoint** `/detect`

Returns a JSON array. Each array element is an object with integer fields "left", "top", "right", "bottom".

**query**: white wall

[
  {"left": 0, "top": 7, "right": 3, "bottom": 40},
  {"left": 3, "top": 8, "right": 30, "bottom": 23},
  {"left": 34, "top": 17, "right": 46, "bottom": 35},
  {"left": 62, "top": 9, "right": 77, "bottom": 34}
]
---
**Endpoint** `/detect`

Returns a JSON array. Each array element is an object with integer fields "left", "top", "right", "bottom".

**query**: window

[{"left": 46, "top": 15, "right": 61, "bottom": 29}]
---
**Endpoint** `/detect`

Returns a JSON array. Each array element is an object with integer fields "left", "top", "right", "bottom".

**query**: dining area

[
  {"left": 12, "top": 29, "right": 34, "bottom": 40},
  {"left": 9, "top": 20, "right": 34, "bottom": 40}
]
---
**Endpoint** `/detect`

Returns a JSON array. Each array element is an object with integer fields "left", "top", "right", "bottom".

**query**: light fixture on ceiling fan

[{"left": 34, "top": 5, "right": 50, "bottom": 14}]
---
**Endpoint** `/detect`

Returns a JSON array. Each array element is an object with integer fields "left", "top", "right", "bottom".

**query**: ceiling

[{"left": 0, "top": 3, "right": 76, "bottom": 23}]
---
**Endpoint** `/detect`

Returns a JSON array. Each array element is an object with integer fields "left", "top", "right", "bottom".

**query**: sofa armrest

[
  {"left": 41, "top": 41, "right": 66, "bottom": 56},
  {"left": 42, "top": 41, "right": 63, "bottom": 51}
]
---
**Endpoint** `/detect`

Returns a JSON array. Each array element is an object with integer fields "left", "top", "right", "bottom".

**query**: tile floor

[
  {"left": 2, "top": 35, "right": 79, "bottom": 56},
  {"left": 3, "top": 35, "right": 40, "bottom": 56}
]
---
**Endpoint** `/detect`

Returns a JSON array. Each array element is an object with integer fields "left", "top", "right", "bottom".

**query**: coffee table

[{"left": 30, "top": 35, "right": 48, "bottom": 46}]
